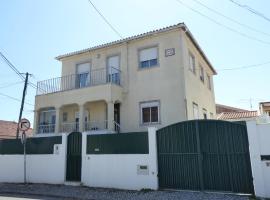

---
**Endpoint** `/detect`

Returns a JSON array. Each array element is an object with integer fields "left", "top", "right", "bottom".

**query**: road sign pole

[{"left": 22, "top": 131, "right": 27, "bottom": 184}]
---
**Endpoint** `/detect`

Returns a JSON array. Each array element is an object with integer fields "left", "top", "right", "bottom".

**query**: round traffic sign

[{"left": 19, "top": 118, "right": 31, "bottom": 131}]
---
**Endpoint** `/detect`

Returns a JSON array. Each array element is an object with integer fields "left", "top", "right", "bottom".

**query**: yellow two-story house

[{"left": 33, "top": 23, "right": 217, "bottom": 134}]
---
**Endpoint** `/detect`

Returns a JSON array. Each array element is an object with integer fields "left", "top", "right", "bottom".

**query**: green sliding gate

[
  {"left": 66, "top": 132, "right": 82, "bottom": 181},
  {"left": 157, "top": 120, "right": 254, "bottom": 194}
]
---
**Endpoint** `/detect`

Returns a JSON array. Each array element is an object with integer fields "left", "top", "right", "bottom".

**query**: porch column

[
  {"left": 107, "top": 101, "right": 114, "bottom": 131},
  {"left": 33, "top": 110, "right": 39, "bottom": 134},
  {"left": 79, "top": 104, "right": 84, "bottom": 132},
  {"left": 55, "top": 107, "right": 61, "bottom": 133}
]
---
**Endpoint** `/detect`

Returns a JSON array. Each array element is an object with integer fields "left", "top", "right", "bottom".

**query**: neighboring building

[
  {"left": 216, "top": 103, "right": 249, "bottom": 114},
  {"left": 34, "top": 23, "right": 217, "bottom": 134},
  {"left": 217, "top": 111, "right": 258, "bottom": 121},
  {"left": 259, "top": 102, "right": 270, "bottom": 116},
  {"left": 0, "top": 120, "right": 32, "bottom": 139}
]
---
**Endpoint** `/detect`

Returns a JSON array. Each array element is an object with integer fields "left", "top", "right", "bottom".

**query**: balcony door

[
  {"left": 107, "top": 55, "right": 120, "bottom": 84},
  {"left": 76, "top": 62, "right": 91, "bottom": 88}
]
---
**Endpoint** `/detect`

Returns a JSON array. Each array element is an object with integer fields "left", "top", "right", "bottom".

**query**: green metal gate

[
  {"left": 157, "top": 120, "right": 254, "bottom": 194},
  {"left": 66, "top": 132, "right": 82, "bottom": 181}
]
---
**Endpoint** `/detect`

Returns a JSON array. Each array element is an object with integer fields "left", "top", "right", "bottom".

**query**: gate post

[
  {"left": 246, "top": 121, "right": 265, "bottom": 198},
  {"left": 195, "top": 121, "right": 204, "bottom": 190},
  {"left": 148, "top": 127, "right": 159, "bottom": 190}
]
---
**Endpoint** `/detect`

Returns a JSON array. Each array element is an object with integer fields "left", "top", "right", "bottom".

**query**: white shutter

[
  {"left": 108, "top": 56, "right": 119, "bottom": 74},
  {"left": 77, "top": 62, "right": 90, "bottom": 74},
  {"left": 140, "top": 47, "right": 157, "bottom": 62}
]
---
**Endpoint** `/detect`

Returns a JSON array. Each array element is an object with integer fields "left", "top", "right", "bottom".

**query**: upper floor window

[
  {"left": 107, "top": 55, "right": 120, "bottom": 84},
  {"left": 199, "top": 65, "right": 204, "bottom": 82},
  {"left": 207, "top": 74, "right": 211, "bottom": 90},
  {"left": 193, "top": 102, "right": 199, "bottom": 119},
  {"left": 139, "top": 47, "right": 158, "bottom": 69},
  {"left": 140, "top": 101, "right": 160, "bottom": 125},
  {"left": 77, "top": 62, "right": 90, "bottom": 88},
  {"left": 189, "top": 52, "right": 196, "bottom": 74}
]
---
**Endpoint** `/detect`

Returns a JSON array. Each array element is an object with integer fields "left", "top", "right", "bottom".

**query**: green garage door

[{"left": 157, "top": 120, "right": 254, "bottom": 194}]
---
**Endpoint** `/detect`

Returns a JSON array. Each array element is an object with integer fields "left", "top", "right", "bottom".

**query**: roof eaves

[{"left": 55, "top": 23, "right": 185, "bottom": 61}]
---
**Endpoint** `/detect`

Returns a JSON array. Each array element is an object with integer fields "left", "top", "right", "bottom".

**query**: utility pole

[{"left": 16, "top": 72, "right": 29, "bottom": 139}]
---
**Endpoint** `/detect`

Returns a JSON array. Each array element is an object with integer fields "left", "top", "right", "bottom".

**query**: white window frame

[
  {"left": 140, "top": 100, "right": 160, "bottom": 125},
  {"left": 189, "top": 52, "right": 196, "bottom": 74},
  {"left": 138, "top": 46, "right": 158, "bottom": 69},
  {"left": 193, "top": 102, "right": 199, "bottom": 119}
]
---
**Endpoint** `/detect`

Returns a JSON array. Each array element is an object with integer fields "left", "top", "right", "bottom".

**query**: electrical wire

[
  {"left": 228, "top": 0, "right": 270, "bottom": 23},
  {"left": 191, "top": 0, "right": 270, "bottom": 37},
  {"left": 87, "top": 0, "right": 123, "bottom": 39},
  {"left": 0, "top": 92, "right": 34, "bottom": 106},
  {"left": 0, "top": 81, "right": 24, "bottom": 89},
  {"left": 218, "top": 60, "right": 270, "bottom": 71},
  {"left": 0, "top": 51, "right": 43, "bottom": 92},
  {"left": 174, "top": 0, "right": 270, "bottom": 45}
]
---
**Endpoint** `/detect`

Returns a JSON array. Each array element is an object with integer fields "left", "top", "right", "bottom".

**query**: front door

[{"left": 66, "top": 132, "right": 82, "bottom": 182}]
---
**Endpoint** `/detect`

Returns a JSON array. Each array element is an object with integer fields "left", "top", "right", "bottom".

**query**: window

[
  {"left": 140, "top": 101, "right": 160, "bottom": 124},
  {"left": 207, "top": 74, "right": 211, "bottom": 90},
  {"left": 107, "top": 55, "right": 120, "bottom": 84},
  {"left": 199, "top": 65, "right": 204, "bottom": 82},
  {"left": 63, "top": 112, "right": 68, "bottom": 122},
  {"left": 210, "top": 112, "right": 214, "bottom": 119},
  {"left": 193, "top": 103, "right": 199, "bottom": 119},
  {"left": 189, "top": 52, "right": 196, "bottom": 74},
  {"left": 139, "top": 47, "right": 158, "bottom": 69},
  {"left": 77, "top": 62, "right": 90, "bottom": 88},
  {"left": 203, "top": 108, "right": 207, "bottom": 119}
]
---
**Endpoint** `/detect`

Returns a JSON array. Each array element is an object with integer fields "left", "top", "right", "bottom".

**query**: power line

[
  {"left": 0, "top": 52, "right": 25, "bottom": 81},
  {"left": 174, "top": 0, "right": 270, "bottom": 45},
  {"left": 0, "top": 51, "right": 40, "bottom": 91},
  {"left": 87, "top": 0, "right": 123, "bottom": 39},
  {"left": 0, "top": 92, "right": 34, "bottom": 106},
  {"left": 191, "top": 0, "right": 270, "bottom": 37},
  {"left": 218, "top": 60, "right": 270, "bottom": 71},
  {"left": 0, "top": 81, "right": 24, "bottom": 89},
  {"left": 229, "top": 0, "right": 270, "bottom": 23}
]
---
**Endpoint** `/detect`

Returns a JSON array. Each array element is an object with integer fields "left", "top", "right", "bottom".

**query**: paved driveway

[{"left": 0, "top": 183, "right": 250, "bottom": 200}]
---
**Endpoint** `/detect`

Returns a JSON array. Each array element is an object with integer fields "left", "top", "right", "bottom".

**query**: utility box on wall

[{"left": 137, "top": 165, "right": 149, "bottom": 175}]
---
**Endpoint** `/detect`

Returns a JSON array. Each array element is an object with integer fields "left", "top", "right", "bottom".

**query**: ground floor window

[
  {"left": 193, "top": 102, "right": 199, "bottom": 119},
  {"left": 203, "top": 108, "right": 207, "bottom": 119},
  {"left": 140, "top": 100, "right": 160, "bottom": 125}
]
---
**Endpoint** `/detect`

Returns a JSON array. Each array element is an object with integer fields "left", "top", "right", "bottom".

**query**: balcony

[{"left": 36, "top": 67, "right": 121, "bottom": 95}]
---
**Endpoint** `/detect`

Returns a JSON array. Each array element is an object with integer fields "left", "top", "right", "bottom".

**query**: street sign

[{"left": 19, "top": 118, "right": 31, "bottom": 131}]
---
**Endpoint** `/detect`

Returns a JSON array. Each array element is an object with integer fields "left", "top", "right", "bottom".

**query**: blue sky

[{"left": 1, "top": 0, "right": 270, "bottom": 124}]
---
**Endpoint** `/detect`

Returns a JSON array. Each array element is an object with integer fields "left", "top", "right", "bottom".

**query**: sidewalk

[{"left": 0, "top": 183, "right": 249, "bottom": 200}]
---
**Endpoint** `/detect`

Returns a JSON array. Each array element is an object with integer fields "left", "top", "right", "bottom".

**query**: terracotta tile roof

[
  {"left": 217, "top": 111, "right": 258, "bottom": 120},
  {"left": 0, "top": 120, "right": 32, "bottom": 139}
]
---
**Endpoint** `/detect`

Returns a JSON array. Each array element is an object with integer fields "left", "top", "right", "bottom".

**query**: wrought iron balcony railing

[{"left": 36, "top": 67, "right": 121, "bottom": 95}]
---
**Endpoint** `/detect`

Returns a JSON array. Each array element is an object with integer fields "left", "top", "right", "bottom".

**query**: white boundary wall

[
  {"left": 247, "top": 121, "right": 270, "bottom": 198},
  {"left": 81, "top": 127, "right": 159, "bottom": 190},
  {"left": 0, "top": 134, "right": 67, "bottom": 184}
]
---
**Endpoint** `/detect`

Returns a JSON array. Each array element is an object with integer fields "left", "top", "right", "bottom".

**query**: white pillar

[
  {"left": 33, "top": 110, "right": 39, "bottom": 134},
  {"left": 148, "top": 127, "right": 159, "bottom": 190},
  {"left": 55, "top": 107, "right": 61, "bottom": 133},
  {"left": 79, "top": 104, "right": 84, "bottom": 132},
  {"left": 107, "top": 101, "right": 114, "bottom": 131},
  {"left": 246, "top": 120, "right": 265, "bottom": 198}
]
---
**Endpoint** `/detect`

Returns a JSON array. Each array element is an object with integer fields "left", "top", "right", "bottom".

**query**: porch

[{"left": 35, "top": 100, "right": 120, "bottom": 134}]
